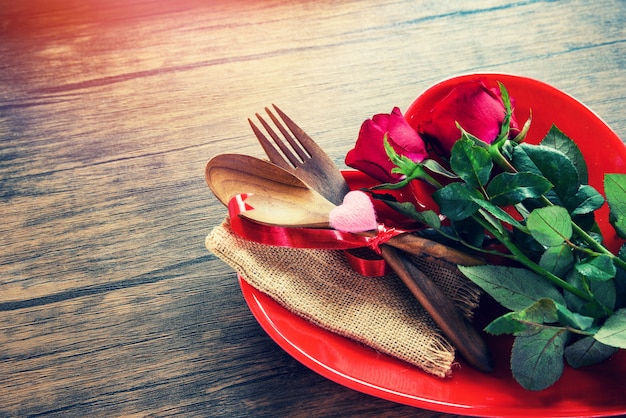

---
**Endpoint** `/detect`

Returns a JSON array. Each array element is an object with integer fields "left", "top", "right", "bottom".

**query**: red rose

[
  {"left": 418, "top": 80, "right": 519, "bottom": 155},
  {"left": 346, "top": 107, "right": 428, "bottom": 183}
]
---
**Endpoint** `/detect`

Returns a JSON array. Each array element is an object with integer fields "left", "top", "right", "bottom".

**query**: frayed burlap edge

[{"left": 206, "top": 219, "right": 483, "bottom": 378}]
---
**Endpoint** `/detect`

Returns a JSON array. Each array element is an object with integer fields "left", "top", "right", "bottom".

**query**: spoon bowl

[{"left": 206, "top": 153, "right": 336, "bottom": 228}]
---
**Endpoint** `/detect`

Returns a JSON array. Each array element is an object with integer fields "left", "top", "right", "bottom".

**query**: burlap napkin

[{"left": 206, "top": 219, "right": 482, "bottom": 378}]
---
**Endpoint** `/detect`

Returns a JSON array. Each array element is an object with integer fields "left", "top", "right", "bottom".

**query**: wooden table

[{"left": 1, "top": 0, "right": 624, "bottom": 416}]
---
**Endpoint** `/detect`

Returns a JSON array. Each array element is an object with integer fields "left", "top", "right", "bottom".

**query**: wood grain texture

[{"left": 0, "top": 0, "right": 624, "bottom": 416}]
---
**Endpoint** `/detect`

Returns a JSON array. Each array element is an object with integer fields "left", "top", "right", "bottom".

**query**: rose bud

[
  {"left": 346, "top": 107, "right": 428, "bottom": 183},
  {"left": 418, "top": 80, "right": 519, "bottom": 155}
]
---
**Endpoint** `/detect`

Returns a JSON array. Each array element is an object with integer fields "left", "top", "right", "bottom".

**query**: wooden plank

[{"left": 0, "top": 0, "right": 624, "bottom": 416}]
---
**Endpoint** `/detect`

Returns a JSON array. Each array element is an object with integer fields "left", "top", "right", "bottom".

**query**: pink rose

[
  {"left": 418, "top": 80, "right": 519, "bottom": 155},
  {"left": 346, "top": 107, "right": 428, "bottom": 183}
]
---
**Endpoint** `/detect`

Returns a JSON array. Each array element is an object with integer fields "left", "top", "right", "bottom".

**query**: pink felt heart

[{"left": 329, "top": 190, "right": 377, "bottom": 232}]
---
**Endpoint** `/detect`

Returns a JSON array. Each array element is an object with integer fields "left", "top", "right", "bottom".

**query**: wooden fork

[
  {"left": 249, "top": 105, "right": 351, "bottom": 206},
  {"left": 249, "top": 105, "right": 493, "bottom": 373}
]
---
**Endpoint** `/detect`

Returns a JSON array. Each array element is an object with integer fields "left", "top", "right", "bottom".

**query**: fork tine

[
  {"left": 248, "top": 117, "right": 292, "bottom": 170},
  {"left": 264, "top": 107, "right": 310, "bottom": 162},
  {"left": 271, "top": 104, "right": 325, "bottom": 159},
  {"left": 257, "top": 113, "right": 299, "bottom": 166},
  {"left": 255, "top": 110, "right": 304, "bottom": 168}
]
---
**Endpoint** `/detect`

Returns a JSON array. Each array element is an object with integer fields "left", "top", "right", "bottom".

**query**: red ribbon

[{"left": 227, "top": 193, "right": 409, "bottom": 276}]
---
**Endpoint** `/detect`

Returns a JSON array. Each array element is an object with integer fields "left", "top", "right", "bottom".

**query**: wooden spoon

[
  {"left": 206, "top": 153, "right": 336, "bottom": 227},
  {"left": 206, "top": 153, "right": 493, "bottom": 373}
]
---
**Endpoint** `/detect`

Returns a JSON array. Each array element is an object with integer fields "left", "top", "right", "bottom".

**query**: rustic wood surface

[{"left": 1, "top": 0, "right": 624, "bottom": 416}]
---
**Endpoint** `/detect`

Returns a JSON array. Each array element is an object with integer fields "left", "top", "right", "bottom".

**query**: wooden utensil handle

[
  {"left": 387, "top": 233, "right": 484, "bottom": 267},
  {"left": 380, "top": 245, "right": 493, "bottom": 373}
]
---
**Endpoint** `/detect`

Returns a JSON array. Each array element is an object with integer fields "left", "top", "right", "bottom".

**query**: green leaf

[
  {"left": 511, "top": 226, "right": 545, "bottom": 258},
  {"left": 569, "top": 185, "right": 605, "bottom": 217},
  {"left": 577, "top": 300, "right": 612, "bottom": 319},
  {"left": 432, "top": 182, "right": 483, "bottom": 222},
  {"left": 575, "top": 255, "right": 616, "bottom": 281},
  {"left": 383, "top": 135, "right": 419, "bottom": 176},
  {"left": 613, "top": 215, "right": 626, "bottom": 239},
  {"left": 487, "top": 172, "right": 553, "bottom": 206},
  {"left": 457, "top": 124, "right": 489, "bottom": 148},
  {"left": 594, "top": 308, "right": 626, "bottom": 348},
  {"left": 616, "top": 250, "right": 626, "bottom": 308},
  {"left": 485, "top": 312, "right": 527, "bottom": 335},
  {"left": 472, "top": 198, "right": 526, "bottom": 230},
  {"left": 422, "top": 159, "right": 457, "bottom": 179},
  {"left": 520, "top": 298, "right": 559, "bottom": 324},
  {"left": 512, "top": 143, "right": 579, "bottom": 205},
  {"left": 511, "top": 327, "right": 568, "bottom": 391},
  {"left": 555, "top": 303, "right": 594, "bottom": 330},
  {"left": 605, "top": 174, "right": 626, "bottom": 238},
  {"left": 539, "top": 244, "right": 574, "bottom": 277},
  {"left": 495, "top": 82, "right": 513, "bottom": 143},
  {"left": 565, "top": 269, "right": 615, "bottom": 317},
  {"left": 450, "top": 138, "right": 493, "bottom": 188},
  {"left": 485, "top": 298, "right": 560, "bottom": 336},
  {"left": 384, "top": 200, "right": 441, "bottom": 229},
  {"left": 458, "top": 265, "right": 565, "bottom": 311},
  {"left": 564, "top": 336, "right": 618, "bottom": 368},
  {"left": 591, "top": 279, "right": 617, "bottom": 312},
  {"left": 511, "top": 112, "right": 532, "bottom": 143},
  {"left": 605, "top": 174, "right": 626, "bottom": 216},
  {"left": 501, "top": 138, "right": 516, "bottom": 159},
  {"left": 451, "top": 217, "right": 486, "bottom": 248},
  {"left": 540, "top": 125, "right": 588, "bottom": 184},
  {"left": 369, "top": 179, "right": 411, "bottom": 191},
  {"left": 527, "top": 206, "right": 573, "bottom": 247},
  {"left": 477, "top": 208, "right": 506, "bottom": 235}
]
